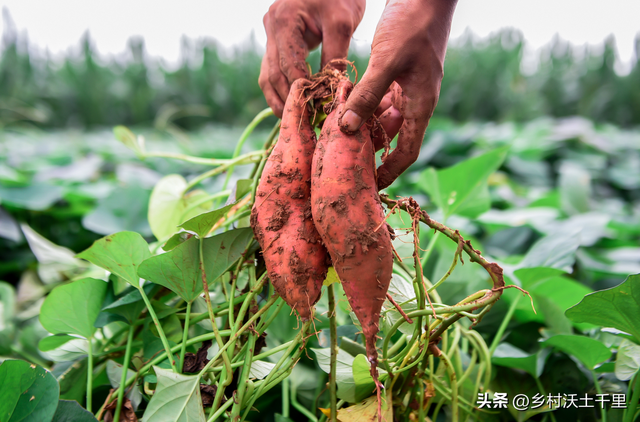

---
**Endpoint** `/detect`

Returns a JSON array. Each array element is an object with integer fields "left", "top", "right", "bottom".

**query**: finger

[
  {"left": 374, "top": 90, "right": 393, "bottom": 117},
  {"left": 264, "top": 13, "right": 292, "bottom": 104},
  {"left": 378, "top": 106, "right": 403, "bottom": 141},
  {"left": 320, "top": 17, "right": 355, "bottom": 71},
  {"left": 273, "top": 10, "right": 310, "bottom": 84},
  {"left": 259, "top": 55, "right": 285, "bottom": 118},
  {"left": 338, "top": 56, "right": 396, "bottom": 133},
  {"left": 376, "top": 78, "right": 437, "bottom": 190},
  {"left": 371, "top": 105, "right": 403, "bottom": 151}
]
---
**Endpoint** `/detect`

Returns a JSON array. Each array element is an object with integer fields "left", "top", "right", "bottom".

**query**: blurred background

[{"left": 0, "top": 0, "right": 639, "bottom": 289}]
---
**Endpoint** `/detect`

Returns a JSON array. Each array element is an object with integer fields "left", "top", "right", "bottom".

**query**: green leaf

[
  {"left": 163, "top": 232, "right": 194, "bottom": 251},
  {"left": 492, "top": 343, "right": 549, "bottom": 378},
  {"left": 148, "top": 174, "right": 212, "bottom": 241},
  {"left": 311, "top": 349, "right": 387, "bottom": 404},
  {"left": 106, "top": 360, "right": 142, "bottom": 409},
  {"left": 0, "top": 281, "right": 16, "bottom": 354},
  {"left": 323, "top": 266, "right": 341, "bottom": 287},
  {"left": 51, "top": 400, "right": 98, "bottom": 422},
  {"left": 248, "top": 361, "right": 276, "bottom": 380},
  {"left": 516, "top": 230, "right": 581, "bottom": 272},
  {"left": 138, "top": 228, "right": 252, "bottom": 302},
  {"left": 40, "top": 278, "right": 107, "bottom": 338},
  {"left": 179, "top": 202, "right": 236, "bottom": 238},
  {"left": 21, "top": 223, "right": 86, "bottom": 285},
  {"left": 53, "top": 359, "right": 87, "bottom": 402},
  {"left": 420, "top": 146, "right": 509, "bottom": 218},
  {"left": 82, "top": 184, "right": 152, "bottom": 237},
  {"left": 352, "top": 354, "right": 382, "bottom": 402},
  {"left": 0, "top": 183, "right": 64, "bottom": 211},
  {"left": 558, "top": 161, "right": 591, "bottom": 215},
  {"left": 39, "top": 335, "right": 75, "bottom": 352},
  {"left": 77, "top": 231, "right": 151, "bottom": 287},
  {"left": 566, "top": 274, "right": 640, "bottom": 342},
  {"left": 514, "top": 267, "right": 566, "bottom": 285},
  {"left": 102, "top": 286, "right": 151, "bottom": 324},
  {"left": 541, "top": 335, "right": 611, "bottom": 369},
  {"left": 614, "top": 339, "right": 640, "bottom": 381},
  {"left": 113, "top": 125, "right": 144, "bottom": 157},
  {"left": 511, "top": 268, "right": 592, "bottom": 331},
  {"left": 234, "top": 179, "right": 253, "bottom": 201},
  {"left": 143, "top": 366, "right": 206, "bottom": 422},
  {"left": 0, "top": 360, "right": 60, "bottom": 422},
  {"left": 312, "top": 347, "right": 358, "bottom": 402}
]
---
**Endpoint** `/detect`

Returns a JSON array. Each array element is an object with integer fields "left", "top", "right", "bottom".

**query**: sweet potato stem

[
  {"left": 328, "top": 283, "right": 338, "bottom": 422},
  {"left": 113, "top": 325, "right": 135, "bottom": 422},
  {"left": 221, "top": 108, "right": 274, "bottom": 197},
  {"left": 198, "top": 237, "right": 233, "bottom": 410}
]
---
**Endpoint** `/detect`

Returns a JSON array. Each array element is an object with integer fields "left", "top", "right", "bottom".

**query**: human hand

[
  {"left": 260, "top": 0, "right": 365, "bottom": 118},
  {"left": 338, "top": 0, "right": 458, "bottom": 190}
]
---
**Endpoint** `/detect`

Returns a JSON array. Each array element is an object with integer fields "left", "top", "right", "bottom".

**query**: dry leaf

[
  {"left": 319, "top": 389, "right": 393, "bottom": 422},
  {"left": 182, "top": 340, "right": 211, "bottom": 373},
  {"left": 102, "top": 389, "right": 138, "bottom": 422}
]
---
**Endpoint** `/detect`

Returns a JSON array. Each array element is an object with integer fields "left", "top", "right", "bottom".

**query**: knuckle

[
  {"left": 352, "top": 86, "right": 383, "bottom": 113},
  {"left": 330, "top": 17, "right": 355, "bottom": 39}
]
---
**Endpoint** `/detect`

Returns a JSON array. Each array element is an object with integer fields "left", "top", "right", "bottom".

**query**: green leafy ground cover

[{"left": 0, "top": 113, "right": 639, "bottom": 421}]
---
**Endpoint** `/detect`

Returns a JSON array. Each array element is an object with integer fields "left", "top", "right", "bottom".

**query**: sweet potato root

[
  {"left": 311, "top": 79, "right": 394, "bottom": 405},
  {"left": 251, "top": 79, "right": 328, "bottom": 321}
]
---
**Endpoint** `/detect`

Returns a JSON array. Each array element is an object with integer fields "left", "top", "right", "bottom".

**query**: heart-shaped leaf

[
  {"left": 77, "top": 231, "right": 151, "bottom": 287},
  {"left": 566, "top": 273, "right": 640, "bottom": 342},
  {"left": 40, "top": 278, "right": 107, "bottom": 339},
  {"left": 138, "top": 228, "right": 252, "bottom": 302}
]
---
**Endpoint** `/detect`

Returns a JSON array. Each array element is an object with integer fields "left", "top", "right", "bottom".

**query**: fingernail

[{"left": 341, "top": 110, "right": 363, "bottom": 132}]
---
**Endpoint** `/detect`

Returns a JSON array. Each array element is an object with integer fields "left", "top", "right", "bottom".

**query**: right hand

[
  {"left": 339, "top": 0, "right": 458, "bottom": 190},
  {"left": 260, "top": 0, "right": 366, "bottom": 118}
]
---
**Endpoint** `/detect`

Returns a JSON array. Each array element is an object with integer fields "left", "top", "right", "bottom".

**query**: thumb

[{"left": 339, "top": 62, "right": 395, "bottom": 133}]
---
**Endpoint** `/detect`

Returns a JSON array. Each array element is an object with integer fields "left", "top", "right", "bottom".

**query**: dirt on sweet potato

[
  {"left": 250, "top": 78, "right": 328, "bottom": 321},
  {"left": 310, "top": 78, "right": 393, "bottom": 415}
]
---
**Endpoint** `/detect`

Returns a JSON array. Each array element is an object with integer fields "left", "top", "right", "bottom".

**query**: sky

[{"left": 1, "top": 0, "right": 639, "bottom": 73}]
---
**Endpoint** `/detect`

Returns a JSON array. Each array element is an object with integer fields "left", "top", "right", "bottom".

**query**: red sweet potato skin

[
  {"left": 251, "top": 79, "right": 328, "bottom": 320},
  {"left": 311, "top": 80, "right": 393, "bottom": 369}
]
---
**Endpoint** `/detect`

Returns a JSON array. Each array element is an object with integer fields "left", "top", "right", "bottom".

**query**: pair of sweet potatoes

[{"left": 251, "top": 77, "right": 393, "bottom": 400}]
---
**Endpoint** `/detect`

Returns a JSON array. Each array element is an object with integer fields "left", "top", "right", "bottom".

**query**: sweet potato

[
  {"left": 311, "top": 79, "right": 394, "bottom": 403},
  {"left": 251, "top": 78, "right": 328, "bottom": 321}
]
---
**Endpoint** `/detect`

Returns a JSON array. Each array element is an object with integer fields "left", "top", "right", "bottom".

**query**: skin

[{"left": 261, "top": 0, "right": 458, "bottom": 189}]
